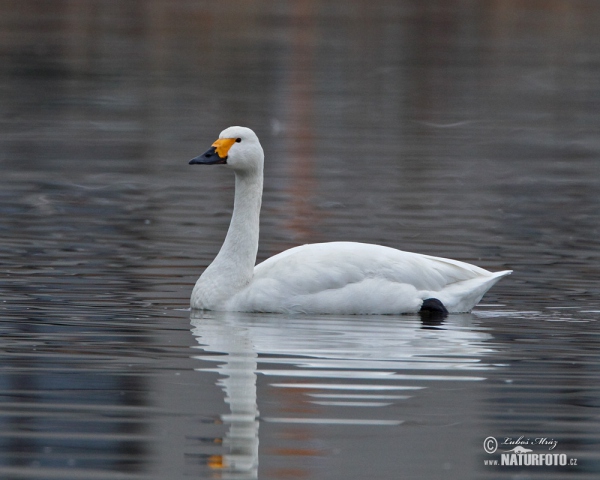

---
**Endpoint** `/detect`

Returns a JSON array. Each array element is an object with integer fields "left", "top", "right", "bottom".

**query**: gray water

[{"left": 1, "top": 1, "right": 599, "bottom": 479}]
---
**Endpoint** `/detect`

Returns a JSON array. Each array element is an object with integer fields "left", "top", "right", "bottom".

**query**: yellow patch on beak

[{"left": 212, "top": 138, "right": 237, "bottom": 159}]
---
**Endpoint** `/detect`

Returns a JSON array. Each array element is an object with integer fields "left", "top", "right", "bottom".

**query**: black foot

[
  {"left": 420, "top": 298, "right": 448, "bottom": 314},
  {"left": 419, "top": 298, "right": 448, "bottom": 327},
  {"left": 419, "top": 298, "right": 448, "bottom": 315}
]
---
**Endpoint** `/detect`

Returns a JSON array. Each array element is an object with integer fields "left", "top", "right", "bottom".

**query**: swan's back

[{"left": 225, "top": 242, "right": 510, "bottom": 314}]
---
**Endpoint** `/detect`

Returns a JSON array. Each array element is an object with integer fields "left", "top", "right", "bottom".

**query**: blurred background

[
  {"left": 1, "top": 0, "right": 599, "bottom": 303},
  {"left": 1, "top": 1, "right": 599, "bottom": 479}
]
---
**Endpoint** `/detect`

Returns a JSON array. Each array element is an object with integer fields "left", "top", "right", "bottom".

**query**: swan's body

[{"left": 189, "top": 126, "right": 511, "bottom": 314}]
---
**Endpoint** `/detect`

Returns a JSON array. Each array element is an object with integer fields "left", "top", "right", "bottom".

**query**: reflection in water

[
  {"left": 191, "top": 313, "right": 260, "bottom": 478},
  {"left": 190, "top": 310, "right": 496, "bottom": 477},
  {"left": 282, "top": 0, "right": 320, "bottom": 245}
]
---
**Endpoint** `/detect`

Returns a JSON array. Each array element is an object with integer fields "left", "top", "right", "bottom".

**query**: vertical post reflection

[{"left": 282, "top": 0, "right": 321, "bottom": 244}]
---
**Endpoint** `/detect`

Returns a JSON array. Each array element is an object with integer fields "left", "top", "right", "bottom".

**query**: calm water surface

[{"left": 1, "top": 1, "right": 599, "bottom": 479}]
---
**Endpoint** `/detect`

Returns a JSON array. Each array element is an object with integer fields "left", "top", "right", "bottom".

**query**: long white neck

[
  {"left": 192, "top": 168, "right": 263, "bottom": 309},
  {"left": 215, "top": 170, "right": 263, "bottom": 277}
]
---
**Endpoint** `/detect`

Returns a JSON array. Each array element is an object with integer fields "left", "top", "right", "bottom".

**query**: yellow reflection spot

[{"left": 207, "top": 454, "right": 226, "bottom": 469}]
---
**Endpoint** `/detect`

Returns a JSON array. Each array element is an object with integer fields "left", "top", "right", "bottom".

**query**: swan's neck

[
  {"left": 217, "top": 171, "right": 263, "bottom": 276},
  {"left": 195, "top": 169, "right": 263, "bottom": 307}
]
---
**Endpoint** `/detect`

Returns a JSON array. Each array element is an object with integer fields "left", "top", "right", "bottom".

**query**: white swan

[{"left": 189, "top": 126, "right": 511, "bottom": 315}]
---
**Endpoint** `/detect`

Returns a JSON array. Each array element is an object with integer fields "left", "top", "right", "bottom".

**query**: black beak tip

[
  {"left": 189, "top": 146, "right": 225, "bottom": 165},
  {"left": 189, "top": 152, "right": 211, "bottom": 165}
]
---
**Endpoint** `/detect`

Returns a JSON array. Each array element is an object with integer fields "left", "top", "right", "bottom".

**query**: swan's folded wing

[
  {"left": 231, "top": 242, "right": 509, "bottom": 313},
  {"left": 254, "top": 242, "right": 491, "bottom": 291}
]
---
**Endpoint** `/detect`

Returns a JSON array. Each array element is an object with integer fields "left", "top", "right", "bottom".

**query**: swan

[{"left": 189, "top": 126, "right": 511, "bottom": 315}]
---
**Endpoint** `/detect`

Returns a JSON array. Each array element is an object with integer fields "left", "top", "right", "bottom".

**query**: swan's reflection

[
  {"left": 190, "top": 311, "right": 260, "bottom": 478},
  {"left": 190, "top": 311, "right": 495, "bottom": 477}
]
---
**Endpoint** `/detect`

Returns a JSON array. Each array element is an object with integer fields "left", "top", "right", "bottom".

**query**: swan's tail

[{"left": 434, "top": 270, "right": 512, "bottom": 313}]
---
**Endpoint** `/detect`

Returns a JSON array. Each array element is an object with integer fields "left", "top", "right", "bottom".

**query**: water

[{"left": 1, "top": 1, "right": 599, "bottom": 479}]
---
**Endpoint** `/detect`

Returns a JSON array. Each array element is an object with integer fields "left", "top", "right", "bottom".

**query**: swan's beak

[
  {"left": 189, "top": 138, "right": 236, "bottom": 165},
  {"left": 189, "top": 146, "right": 226, "bottom": 165}
]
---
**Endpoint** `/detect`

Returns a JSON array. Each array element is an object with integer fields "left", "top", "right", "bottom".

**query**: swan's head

[{"left": 189, "top": 126, "right": 263, "bottom": 174}]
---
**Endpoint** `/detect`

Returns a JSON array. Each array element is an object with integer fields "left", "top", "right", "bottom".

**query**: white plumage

[{"left": 189, "top": 126, "right": 511, "bottom": 314}]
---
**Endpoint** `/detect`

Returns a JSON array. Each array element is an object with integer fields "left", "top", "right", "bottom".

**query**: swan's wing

[
  {"left": 254, "top": 242, "right": 490, "bottom": 291},
  {"left": 228, "top": 242, "right": 509, "bottom": 314}
]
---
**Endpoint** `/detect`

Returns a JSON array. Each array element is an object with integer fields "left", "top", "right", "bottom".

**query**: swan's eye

[{"left": 235, "top": 138, "right": 241, "bottom": 143}]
